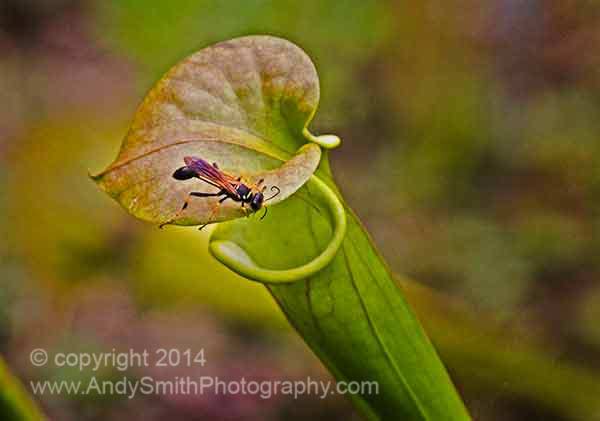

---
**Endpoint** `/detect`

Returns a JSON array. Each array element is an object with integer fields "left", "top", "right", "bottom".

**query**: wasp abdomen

[{"left": 172, "top": 166, "right": 197, "bottom": 180}]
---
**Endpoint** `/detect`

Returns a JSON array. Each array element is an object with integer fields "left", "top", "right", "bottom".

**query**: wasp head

[{"left": 250, "top": 191, "right": 264, "bottom": 211}]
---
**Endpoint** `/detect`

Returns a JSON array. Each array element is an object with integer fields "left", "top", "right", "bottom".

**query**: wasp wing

[{"left": 183, "top": 156, "right": 239, "bottom": 197}]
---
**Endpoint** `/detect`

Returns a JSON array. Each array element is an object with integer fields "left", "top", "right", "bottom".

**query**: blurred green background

[{"left": 1, "top": 1, "right": 600, "bottom": 420}]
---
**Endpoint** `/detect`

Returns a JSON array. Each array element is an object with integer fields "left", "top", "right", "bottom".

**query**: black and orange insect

[{"left": 160, "top": 156, "right": 280, "bottom": 229}]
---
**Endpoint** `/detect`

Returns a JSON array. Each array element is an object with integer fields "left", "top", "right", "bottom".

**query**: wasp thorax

[{"left": 236, "top": 183, "right": 252, "bottom": 199}]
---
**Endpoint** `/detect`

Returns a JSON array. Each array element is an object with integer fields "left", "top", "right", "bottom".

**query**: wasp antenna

[
  {"left": 260, "top": 206, "right": 268, "bottom": 220},
  {"left": 265, "top": 185, "right": 280, "bottom": 201}
]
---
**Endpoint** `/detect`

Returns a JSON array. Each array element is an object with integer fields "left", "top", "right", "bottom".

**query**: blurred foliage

[
  {"left": 1, "top": 0, "right": 600, "bottom": 419},
  {"left": 94, "top": 0, "right": 391, "bottom": 127},
  {"left": 5, "top": 116, "right": 285, "bottom": 327}
]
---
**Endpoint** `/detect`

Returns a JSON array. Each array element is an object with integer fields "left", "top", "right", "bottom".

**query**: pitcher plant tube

[{"left": 92, "top": 36, "right": 471, "bottom": 420}]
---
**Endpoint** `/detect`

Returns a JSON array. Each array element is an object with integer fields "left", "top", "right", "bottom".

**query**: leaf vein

[{"left": 341, "top": 245, "right": 429, "bottom": 421}]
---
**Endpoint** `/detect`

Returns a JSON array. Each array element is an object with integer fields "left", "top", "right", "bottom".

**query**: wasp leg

[
  {"left": 198, "top": 201, "right": 223, "bottom": 231},
  {"left": 260, "top": 206, "right": 268, "bottom": 220},
  {"left": 239, "top": 201, "right": 253, "bottom": 218},
  {"left": 190, "top": 192, "right": 223, "bottom": 198},
  {"left": 246, "top": 178, "right": 265, "bottom": 191},
  {"left": 160, "top": 191, "right": 222, "bottom": 228}
]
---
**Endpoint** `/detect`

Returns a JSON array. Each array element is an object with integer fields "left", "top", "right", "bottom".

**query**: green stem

[
  {"left": 0, "top": 357, "right": 46, "bottom": 421},
  {"left": 210, "top": 174, "right": 346, "bottom": 284},
  {"left": 208, "top": 135, "right": 469, "bottom": 419}
]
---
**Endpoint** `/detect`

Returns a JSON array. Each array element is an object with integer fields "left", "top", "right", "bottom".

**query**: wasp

[{"left": 160, "top": 156, "right": 280, "bottom": 229}]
